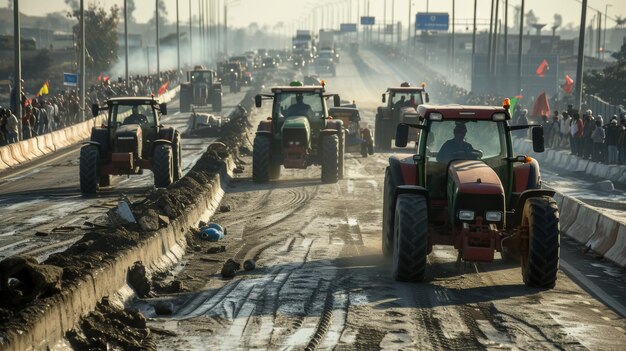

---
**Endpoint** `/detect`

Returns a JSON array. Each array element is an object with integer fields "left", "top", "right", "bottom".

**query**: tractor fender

[
  {"left": 152, "top": 139, "right": 173, "bottom": 150},
  {"left": 158, "top": 127, "right": 176, "bottom": 141},
  {"left": 509, "top": 189, "right": 557, "bottom": 228},
  {"left": 88, "top": 128, "right": 110, "bottom": 157},
  {"left": 325, "top": 119, "right": 343, "bottom": 131},
  {"left": 513, "top": 158, "right": 541, "bottom": 192},
  {"left": 392, "top": 185, "right": 430, "bottom": 218},
  {"left": 82, "top": 141, "right": 104, "bottom": 156},
  {"left": 256, "top": 120, "right": 272, "bottom": 133},
  {"left": 388, "top": 154, "right": 418, "bottom": 186},
  {"left": 320, "top": 129, "right": 339, "bottom": 135}
]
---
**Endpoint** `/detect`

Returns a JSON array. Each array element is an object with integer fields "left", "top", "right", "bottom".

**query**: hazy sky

[{"left": 9, "top": 0, "right": 626, "bottom": 32}]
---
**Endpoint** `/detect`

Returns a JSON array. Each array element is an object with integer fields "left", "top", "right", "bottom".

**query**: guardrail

[{"left": 0, "top": 87, "right": 180, "bottom": 173}]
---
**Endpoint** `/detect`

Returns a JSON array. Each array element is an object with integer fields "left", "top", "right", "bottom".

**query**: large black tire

[
  {"left": 79, "top": 145, "right": 100, "bottom": 194},
  {"left": 521, "top": 197, "right": 560, "bottom": 289},
  {"left": 99, "top": 175, "right": 111, "bottom": 187},
  {"left": 321, "top": 134, "right": 339, "bottom": 183},
  {"left": 153, "top": 144, "right": 173, "bottom": 188},
  {"left": 212, "top": 93, "right": 222, "bottom": 112},
  {"left": 253, "top": 136, "right": 271, "bottom": 182},
  {"left": 172, "top": 131, "right": 183, "bottom": 181},
  {"left": 374, "top": 114, "right": 382, "bottom": 151},
  {"left": 392, "top": 194, "right": 429, "bottom": 282},
  {"left": 338, "top": 129, "right": 345, "bottom": 179},
  {"left": 180, "top": 85, "right": 191, "bottom": 113},
  {"left": 382, "top": 167, "right": 396, "bottom": 257}
]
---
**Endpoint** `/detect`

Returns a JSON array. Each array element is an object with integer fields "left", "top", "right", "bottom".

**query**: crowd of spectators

[{"left": 0, "top": 70, "right": 181, "bottom": 146}]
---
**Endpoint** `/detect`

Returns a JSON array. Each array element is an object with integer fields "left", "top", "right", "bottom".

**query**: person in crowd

[
  {"left": 549, "top": 111, "right": 561, "bottom": 148},
  {"left": 571, "top": 113, "right": 583, "bottom": 155},
  {"left": 582, "top": 111, "right": 594, "bottom": 159},
  {"left": 560, "top": 111, "right": 571, "bottom": 150},
  {"left": 592, "top": 119, "right": 606, "bottom": 162},
  {"left": 606, "top": 117, "right": 622, "bottom": 164},
  {"left": 541, "top": 115, "right": 552, "bottom": 146},
  {"left": 5, "top": 108, "right": 19, "bottom": 144}
]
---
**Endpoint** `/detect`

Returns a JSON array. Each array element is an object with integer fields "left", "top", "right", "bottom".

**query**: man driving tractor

[
  {"left": 124, "top": 105, "right": 148, "bottom": 125},
  {"left": 436, "top": 123, "right": 483, "bottom": 163},
  {"left": 285, "top": 94, "right": 314, "bottom": 118}
]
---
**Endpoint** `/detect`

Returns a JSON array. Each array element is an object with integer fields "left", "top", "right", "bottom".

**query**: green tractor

[
  {"left": 180, "top": 66, "right": 222, "bottom": 113},
  {"left": 253, "top": 82, "right": 344, "bottom": 183}
]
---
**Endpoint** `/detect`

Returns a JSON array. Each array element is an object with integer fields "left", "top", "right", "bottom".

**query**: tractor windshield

[
  {"left": 424, "top": 120, "right": 507, "bottom": 163},
  {"left": 112, "top": 103, "right": 156, "bottom": 126},
  {"left": 390, "top": 91, "right": 424, "bottom": 108},
  {"left": 274, "top": 91, "right": 326, "bottom": 121},
  {"left": 191, "top": 71, "right": 211, "bottom": 84}
]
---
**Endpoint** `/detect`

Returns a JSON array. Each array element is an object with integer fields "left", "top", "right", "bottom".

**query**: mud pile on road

[{"left": 0, "top": 93, "right": 255, "bottom": 349}]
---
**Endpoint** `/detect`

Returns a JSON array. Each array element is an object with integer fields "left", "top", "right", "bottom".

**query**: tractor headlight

[
  {"left": 289, "top": 141, "right": 294, "bottom": 146},
  {"left": 294, "top": 141, "right": 301, "bottom": 146},
  {"left": 458, "top": 210, "right": 475, "bottom": 221},
  {"left": 485, "top": 211, "right": 502, "bottom": 222}
]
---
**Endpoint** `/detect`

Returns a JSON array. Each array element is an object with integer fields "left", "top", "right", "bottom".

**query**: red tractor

[
  {"left": 80, "top": 97, "right": 182, "bottom": 194},
  {"left": 383, "top": 101, "right": 560, "bottom": 288}
]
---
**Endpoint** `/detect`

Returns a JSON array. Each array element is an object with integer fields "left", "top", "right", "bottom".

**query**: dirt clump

[
  {"left": 0, "top": 255, "right": 63, "bottom": 306},
  {"left": 128, "top": 262, "right": 152, "bottom": 298},
  {"left": 66, "top": 298, "right": 154, "bottom": 351},
  {"left": 221, "top": 259, "right": 241, "bottom": 278}
]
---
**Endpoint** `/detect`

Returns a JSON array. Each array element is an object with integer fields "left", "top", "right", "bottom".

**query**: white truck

[{"left": 318, "top": 30, "right": 339, "bottom": 63}]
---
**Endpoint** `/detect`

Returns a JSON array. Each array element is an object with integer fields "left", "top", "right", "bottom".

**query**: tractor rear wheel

[
  {"left": 79, "top": 145, "right": 100, "bottom": 194},
  {"left": 321, "top": 134, "right": 339, "bottom": 183},
  {"left": 338, "top": 129, "right": 345, "bottom": 179},
  {"left": 153, "top": 144, "right": 173, "bottom": 188},
  {"left": 374, "top": 114, "right": 382, "bottom": 151},
  {"left": 253, "top": 136, "right": 271, "bottom": 182},
  {"left": 269, "top": 158, "right": 281, "bottom": 180},
  {"left": 173, "top": 131, "right": 183, "bottom": 181},
  {"left": 521, "top": 197, "right": 560, "bottom": 289},
  {"left": 213, "top": 93, "right": 222, "bottom": 112},
  {"left": 392, "top": 194, "right": 428, "bottom": 282},
  {"left": 382, "top": 167, "right": 396, "bottom": 257}
]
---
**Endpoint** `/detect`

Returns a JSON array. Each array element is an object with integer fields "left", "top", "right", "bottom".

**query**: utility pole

[
  {"left": 487, "top": 0, "right": 495, "bottom": 78},
  {"left": 176, "top": 0, "right": 180, "bottom": 72},
  {"left": 516, "top": 0, "right": 525, "bottom": 94},
  {"left": 471, "top": 0, "right": 477, "bottom": 70},
  {"left": 391, "top": 0, "right": 395, "bottom": 45},
  {"left": 224, "top": 2, "right": 228, "bottom": 56},
  {"left": 574, "top": 0, "right": 587, "bottom": 109},
  {"left": 596, "top": 11, "right": 601, "bottom": 59},
  {"left": 156, "top": 0, "right": 160, "bottom": 81},
  {"left": 189, "top": 0, "right": 192, "bottom": 65},
  {"left": 451, "top": 0, "right": 455, "bottom": 77},
  {"left": 13, "top": 0, "right": 22, "bottom": 137},
  {"left": 407, "top": 0, "right": 411, "bottom": 48},
  {"left": 492, "top": 0, "right": 500, "bottom": 79},
  {"left": 603, "top": 4, "right": 611, "bottom": 60},
  {"left": 80, "top": 0, "right": 85, "bottom": 121},
  {"left": 384, "top": 0, "right": 387, "bottom": 44},
  {"left": 124, "top": 0, "right": 129, "bottom": 85},
  {"left": 504, "top": 0, "right": 509, "bottom": 67}
]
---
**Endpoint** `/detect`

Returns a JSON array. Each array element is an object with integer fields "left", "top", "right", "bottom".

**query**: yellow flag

[{"left": 38, "top": 82, "right": 49, "bottom": 96}]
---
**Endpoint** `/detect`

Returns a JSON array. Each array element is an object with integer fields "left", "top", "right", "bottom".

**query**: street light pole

[
  {"left": 80, "top": 0, "right": 85, "bottom": 121},
  {"left": 451, "top": 0, "right": 455, "bottom": 77},
  {"left": 487, "top": 0, "right": 494, "bottom": 78},
  {"left": 124, "top": 0, "right": 129, "bottom": 85},
  {"left": 156, "top": 0, "right": 160, "bottom": 81},
  {"left": 224, "top": 2, "right": 228, "bottom": 56},
  {"left": 574, "top": 0, "right": 588, "bottom": 109},
  {"left": 13, "top": 0, "right": 22, "bottom": 137},
  {"left": 516, "top": 0, "right": 525, "bottom": 94},
  {"left": 189, "top": 0, "right": 192, "bottom": 65},
  {"left": 176, "top": 0, "right": 180, "bottom": 72},
  {"left": 603, "top": 4, "right": 611, "bottom": 60},
  {"left": 504, "top": 0, "right": 509, "bottom": 67}
]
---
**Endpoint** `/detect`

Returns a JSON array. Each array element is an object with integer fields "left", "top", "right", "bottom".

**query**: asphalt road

[
  {"left": 0, "top": 89, "right": 250, "bottom": 262},
  {"left": 125, "top": 52, "right": 626, "bottom": 350}
]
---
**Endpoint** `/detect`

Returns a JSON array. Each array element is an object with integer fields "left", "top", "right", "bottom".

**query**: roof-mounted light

[
  {"left": 503, "top": 98, "right": 511, "bottom": 109},
  {"left": 421, "top": 82, "right": 426, "bottom": 88},
  {"left": 429, "top": 112, "right": 443, "bottom": 120}
]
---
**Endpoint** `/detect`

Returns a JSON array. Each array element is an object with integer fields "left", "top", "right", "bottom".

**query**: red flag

[
  {"left": 563, "top": 74, "right": 574, "bottom": 94},
  {"left": 158, "top": 81, "right": 170, "bottom": 96},
  {"left": 97, "top": 74, "right": 102, "bottom": 81},
  {"left": 531, "top": 92, "right": 551, "bottom": 118},
  {"left": 535, "top": 59, "right": 549, "bottom": 77},
  {"left": 103, "top": 76, "right": 109, "bottom": 82}
]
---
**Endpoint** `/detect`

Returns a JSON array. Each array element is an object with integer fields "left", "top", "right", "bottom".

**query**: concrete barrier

[
  {"left": 587, "top": 217, "right": 620, "bottom": 255},
  {"left": 0, "top": 144, "right": 18, "bottom": 168},
  {"left": 559, "top": 196, "right": 581, "bottom": 234},
  {"left": 567, "top": 204, "right": 601, "bottom": 244},
  {"left": 604, "top": 225, "right": 626, "bottom": 267},
  {"left": 8, "top": 143, "right": 28, "bottom": 164}
]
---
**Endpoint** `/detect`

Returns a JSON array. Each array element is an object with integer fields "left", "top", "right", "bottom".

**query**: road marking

[{"left": 560, "top": 259, "right": 626, "bottom": 318}]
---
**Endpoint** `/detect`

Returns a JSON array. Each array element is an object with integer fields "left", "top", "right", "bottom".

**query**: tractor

[
  {"left": 375, "top": 82, "right": 429, "bottom": 150},
  {"left": 253, "top": 81, "right": 344, "bottom": 183},
  {"left": 80, "top": 97, "right": 182, "bottom": 194},
  {"left": 383, "top": 100, "right": 560, "bottom": 289},
  {"left": 329, "top": 105, "right": 373, "bottom": 157},
  {"left": 180, "top": 66, "right": 222, "bottom": 113},
  {"left": 221, "top": 62, "right": 243, "bottom": 93}
]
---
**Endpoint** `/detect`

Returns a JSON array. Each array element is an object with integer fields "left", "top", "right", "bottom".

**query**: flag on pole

[
  {"left": 97, "top": 74, "right": 102, "bottom": 81},
  {"left": 37, "top": 81, "right": 49, "bottom": 96},
  {"left": 563, "top": 74, "right": 574, "bottom": 94},
  {"left": 158, "top": 81, "right": 170, "bottom": 96},
  {"left": 535, "top": 59, "right": 549, "bottom": 77},
  {"left": 531, "top": 92, "right": 551, "bottom": 118}
]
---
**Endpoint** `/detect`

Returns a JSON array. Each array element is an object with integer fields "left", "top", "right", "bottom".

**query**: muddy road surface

[{"left": 128, "top": 52, "right": 626, "bottom": 350}]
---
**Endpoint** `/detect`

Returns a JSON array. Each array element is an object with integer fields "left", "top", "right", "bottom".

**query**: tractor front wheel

[
  {"left": 338, "top": 129, "right": 345, "bottom": 179},
  {"left": 173, "top": 131, "right": 183, "bottom": 181},
  {"left": 253, "top": 136, "right": 271, "bottom": 182},
  {"left": 521, "top": 197, "right": 560, "bottom": 289},
  {"left": 213, "top": 94, "right": 222, "bottom": 112},
  {"left": 321, "top": 134, "right": 339, "bottom": 183},
  {"left": 382, "top": 167, "right": 396, "bottom": 257},
  {"left": 374, "top": 114, "right": 382, "bottom": 151},
  {"left": 79, "top": 145, "right": 100, "bottom": 195},
  {"left": 153, "top": 144, "right": 174, "bottom": 188},
  {"left": 392, "top": 193, "right": 429, "bottom": 282}
]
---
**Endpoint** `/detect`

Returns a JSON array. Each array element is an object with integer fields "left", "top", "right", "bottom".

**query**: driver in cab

[
  {"left": 436, "top": 123, "right": 482, "bottom": 164},
  {"left": 285, "top": 94, "right": 314, "bottom": 118},
  {"left": 124, "top": 106, "right": 148, "bottom": 125}
]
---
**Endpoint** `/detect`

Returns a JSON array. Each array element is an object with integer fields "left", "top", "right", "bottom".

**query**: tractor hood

[
  {"left": 115, "top": 124, "right": 143, "bottom": 159},
  {"left": 282, "top": 116, "right": 311, "bottom": 149},
  {"left": 447, "top": 160, "right": 505, "bottom": 225}
]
